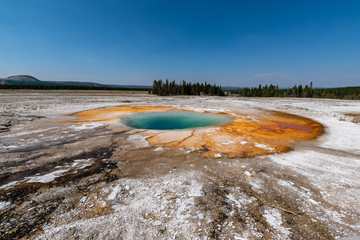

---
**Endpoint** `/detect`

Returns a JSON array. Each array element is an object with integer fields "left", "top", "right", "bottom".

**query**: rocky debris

[
  {"left": 0, "top": 146, "right": 119, "bottom": 239},
  {"left": 0, "top": 92, "right": 360, "bottom": 239},
  {"left": 0, "top": 120, "right": 11, "bottom": 133},
  {"left": 345, "top": 113, "right": 360, "bottom": 123},
  {"left": 0, "top": 112, "right": 45, "bottom": 133}
]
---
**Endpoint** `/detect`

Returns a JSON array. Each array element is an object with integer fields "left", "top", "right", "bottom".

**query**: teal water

[{"left": 122, "top": 111, "right": 233, "bottom": 130}]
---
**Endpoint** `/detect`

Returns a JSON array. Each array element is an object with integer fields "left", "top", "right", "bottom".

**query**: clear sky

[{"left": 0, "top": 0, "right": 359, "bottom": 87}]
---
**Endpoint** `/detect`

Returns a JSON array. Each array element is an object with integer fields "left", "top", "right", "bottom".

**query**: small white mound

[
  {"left": 27, "top": 169, "right": 68, "bottom": 183},
  {"left": 264, "top": 208, "right": 291, "bottom": 238},
  {"left": 72, "top": 122, "right": 104, "bottom": 131}
]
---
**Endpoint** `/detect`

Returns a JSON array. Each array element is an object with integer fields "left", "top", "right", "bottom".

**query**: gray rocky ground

[{"left": 0, "top": 90, "right": 360, "bottom": 239}]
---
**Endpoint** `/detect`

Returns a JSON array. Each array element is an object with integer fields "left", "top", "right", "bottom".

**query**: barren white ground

[{"left": 0, "top": 90, "right": 359, "bottom": 239}]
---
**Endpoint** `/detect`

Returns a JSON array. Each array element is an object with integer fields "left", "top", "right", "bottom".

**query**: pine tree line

[
  {"left": 235, "top": 83, "right": 314, "bottom": 98},
  {"left": 152, "top": 79, "right": 224, "bottom": 96},
  {"left": 233, "top": 83, "right": 360, "bottom": 99},
  {"left": 2, "top": 81, "right": 358, "bottom": 99}
]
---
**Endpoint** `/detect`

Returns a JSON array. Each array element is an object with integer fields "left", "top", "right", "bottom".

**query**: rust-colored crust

[{"left": 69, "top": 106, "right": 324, "bottom": 158}]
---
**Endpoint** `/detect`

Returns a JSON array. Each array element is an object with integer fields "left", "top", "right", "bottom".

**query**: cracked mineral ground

[{"left": 1, "top": 90, "right": 360, "bottom": 239}]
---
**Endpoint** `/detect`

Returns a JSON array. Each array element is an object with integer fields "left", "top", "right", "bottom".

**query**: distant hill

[
  {"left": 0, "top": 75, "right": 151, "bottom": 89},
  {"left": 0, "top": 75, "right": 42, "bottom": 85},
  {"left": 0, "top": 75, "right": 105, "bottom": 87},
  {"left": 4, "top": 75, "right": 41, "bottom": 82},
  {"left": 106, "top": 84, "right": 151, "bottom": 89}
]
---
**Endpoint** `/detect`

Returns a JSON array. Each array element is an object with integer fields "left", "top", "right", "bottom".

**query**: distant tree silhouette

[
  {"left": 230, "top": 83, "right": 360, "bottom": 100},
  {"left": 151, "top": 80, "right": 224, "bottom": 96}
]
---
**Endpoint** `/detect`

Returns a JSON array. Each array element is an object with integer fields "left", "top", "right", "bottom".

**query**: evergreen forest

[
  {"left": 231, "top": 83, "right": 360, "bottom": 100},
  {"left": 152, "top": 79, "right": 224, "bottom": 96}
]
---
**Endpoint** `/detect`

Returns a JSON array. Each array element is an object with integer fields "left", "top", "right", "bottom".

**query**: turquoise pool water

[{"left": 122, "top": 111, "right": 233, "bottom": 130}]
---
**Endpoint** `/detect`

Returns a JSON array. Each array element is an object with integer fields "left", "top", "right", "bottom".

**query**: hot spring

[{"left": 121, "top": 111, "right": 233, "bottom": 130}]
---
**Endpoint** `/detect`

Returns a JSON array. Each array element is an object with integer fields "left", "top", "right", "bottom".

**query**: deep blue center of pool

[{"left": 122, "top": 111, "right": 233, "bottom": 130}]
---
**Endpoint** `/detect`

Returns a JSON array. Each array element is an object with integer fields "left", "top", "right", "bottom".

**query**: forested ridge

[{"left": 0, "top": 84, "right": 150, "bottom": 91}]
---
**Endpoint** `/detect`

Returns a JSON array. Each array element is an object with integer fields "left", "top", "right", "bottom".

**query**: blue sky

[{"left": 0, "top": 0, "right": 359, "bottom": 87}]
